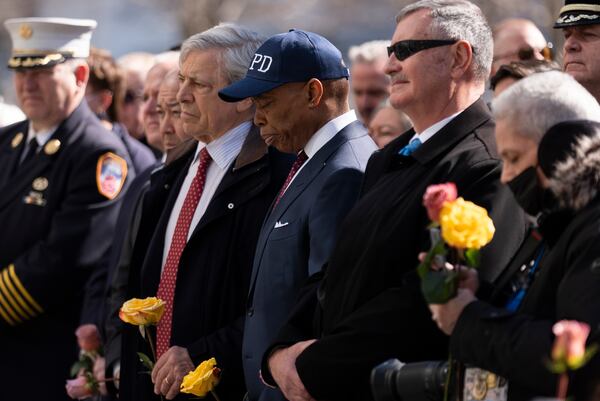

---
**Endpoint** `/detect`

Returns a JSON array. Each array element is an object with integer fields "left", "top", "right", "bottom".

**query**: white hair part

[
  {"left": 180, "top": 22, "right": 266, "bottom": 84},
  {"left": 348, "top": 40, "right": 391, "bottom": 64},
  {"left": 396, "top": 0, "right": 493, "bottom": 81},
  {"left": 493, "top": 71, "right": 600, "bottom": 142}
]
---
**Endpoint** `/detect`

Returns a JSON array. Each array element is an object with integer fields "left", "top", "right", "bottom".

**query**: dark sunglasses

[{"left": 387, "top": 39, "right": 459, "bottom": 61}]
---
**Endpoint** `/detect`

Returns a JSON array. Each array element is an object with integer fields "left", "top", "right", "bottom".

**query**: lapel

[
  {"left": 411, "top": 98, "right": 492, "bottom": 165},
  {"left": 186, "top": 124, "right": 269, "bottom": 242},
  {"left": 268, "top": 120, "right": 362, "bottom": 224},
  {"left": 0, "top": 121, "right": 29, "bottom": 187},
  {"left": 248, "top": 121, "right": 362, "bottom": 297},
  {"left": 140, "top": 150, "right": 196, "bottom": 296},
  {"left": 0, "top": 102, "right": 92, "bottom": 210}
]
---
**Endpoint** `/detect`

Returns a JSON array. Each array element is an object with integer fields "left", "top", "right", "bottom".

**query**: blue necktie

[{"left": 398, "top": 137, "right": 422, "bottom": 156}]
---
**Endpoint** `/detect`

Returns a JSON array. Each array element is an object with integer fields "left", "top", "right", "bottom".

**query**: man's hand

[
  {"left": 151, "top": 346, "right": 195, "bottom": 400},
  {"left": 268, "top": 340, "right": 317, "bottom": 401},
  {"left": 429, "top": 288, "right": 476, "bottom": 335}
]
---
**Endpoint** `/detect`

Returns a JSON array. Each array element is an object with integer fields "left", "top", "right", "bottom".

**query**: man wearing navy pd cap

[{"left": 219, "top": 29, "right": 377, "bottom": 401}]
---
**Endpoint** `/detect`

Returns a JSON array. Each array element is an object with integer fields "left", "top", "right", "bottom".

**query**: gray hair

[
  {"left": 493, "top": 71, "right": 600, "bottom": 142},
  {"left": 180, "top": 22, "right": 265, "bottom": 84},
  {"left": 348, "top": 40, "right": 390, "bottom": 64},
  {"left": 396, "top": 0, "right": 493, "bottom": 81}
]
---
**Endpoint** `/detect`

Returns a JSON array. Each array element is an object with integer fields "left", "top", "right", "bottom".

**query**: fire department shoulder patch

[{"left": 96, "top": 152, "right": 127, "bottom": 200}]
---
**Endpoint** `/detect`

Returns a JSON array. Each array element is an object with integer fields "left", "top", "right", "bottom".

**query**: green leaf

[
  {"left": 545, "top": 358, "right": 568, "bottom": 374},
  {"left": 421, "top": 269, "right": 458, "bottom": 304},
  {"left": 464, "top": 249, "right": 480, "bottom": 268},
  {"left": 138, "top": 352, "right": 155, "bottom": 371},
  {"left": 417, "top": 239, "right": 447, "bottom": 279},
  {"left": 70, "top": 361, "right": 85, "bottom": 377}
]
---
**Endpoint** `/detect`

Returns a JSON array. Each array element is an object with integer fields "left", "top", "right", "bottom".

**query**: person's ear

[
  {"left": 450, "top": 40, "right": 473, "bottom": 79},
  {"left": 235, "top": 97, "right": 254, "bottom": 113},
  {"left": 74, "top": 64, "right": 89, "bottom": 87},
  {"left": 306, "top": 78, "right": 324, "bottom": 109}
]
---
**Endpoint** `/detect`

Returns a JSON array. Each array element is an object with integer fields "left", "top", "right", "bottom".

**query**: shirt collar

[
  {"left": 411, "top": 110, "right": 463, "bottom": 144},
  {"left": 27, "top": 123, "right": 58, "bottom": 147},
  {"left": 194, "top": 121, "right": 252, "bottom": 170},
  {"left": 303, "top": 109, "right": 357, "bottom": 158}
]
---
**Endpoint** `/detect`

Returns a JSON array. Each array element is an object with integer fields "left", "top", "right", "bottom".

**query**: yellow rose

[
  {"left": 439, "top": 197, "right": 495, "bottom": 249},
  {"left": 180, "top": 357, "right": 221, "bottom": 398},
  {"left": 119, "top": 297, "right": 165, "bottom": 326}
]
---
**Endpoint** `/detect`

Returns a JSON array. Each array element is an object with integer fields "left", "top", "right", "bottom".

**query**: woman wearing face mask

[{"left": 428, "top": 72, "right": 600, "bottom": 401}]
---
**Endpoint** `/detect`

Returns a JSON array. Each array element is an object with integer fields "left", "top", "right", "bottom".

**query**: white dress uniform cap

[{"left": 4, "top": 17, "right": 97, "bottom": 69}]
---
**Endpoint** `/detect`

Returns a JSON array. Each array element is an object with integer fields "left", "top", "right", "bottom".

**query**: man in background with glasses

[
  {"left": 261, "top": 1, "right": 526, "bottom": 401},
  {"left": 491, "top": 18, "right": 551, "bottom": 78}
]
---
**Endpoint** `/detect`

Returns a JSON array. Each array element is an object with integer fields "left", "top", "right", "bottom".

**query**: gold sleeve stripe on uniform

[
  {"left": 8, "top": 264, "right": 43, "bottom": 314},
  {"left": 0, "top": 271, "right": 30, "bottom": 321},
  {"left": 0, "top": 281, "right": 23, "bottom": 324},
  {"left": 2, "top": 269, "right": 35, "bottom": 319},
  {"left": 0, "top": 302, "right": 16, "bottom": 326}
]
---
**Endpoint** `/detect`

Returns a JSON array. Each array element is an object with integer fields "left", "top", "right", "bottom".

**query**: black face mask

[{"left": 507, "top": 166, "right": 557, "bottom": 216}]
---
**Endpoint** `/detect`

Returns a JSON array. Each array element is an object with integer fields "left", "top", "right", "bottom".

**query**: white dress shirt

[
  {"left": 161, "top": 121, "right": 252, "bottom": 270},
  {"left": 286, "top": 109, "right": 357, "bottom": 190},
  {"left": 23, "top": 124, "right": 57, "bottom": 160},
  {"left": 409, "top": 110, "right": 463, "bottom": 144}
]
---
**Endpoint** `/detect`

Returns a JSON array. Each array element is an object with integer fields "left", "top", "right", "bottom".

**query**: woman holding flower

[{"left": 429, "top": 74, "right": 600, "bottom": 401}]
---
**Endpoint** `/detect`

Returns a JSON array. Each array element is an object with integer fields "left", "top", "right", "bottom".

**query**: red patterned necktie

[
  {"left": 273, "top": 150, "right": 308, "bottom": 207},
  {"left": 156, "top": 147, "right": 211, "bottom": 357}
]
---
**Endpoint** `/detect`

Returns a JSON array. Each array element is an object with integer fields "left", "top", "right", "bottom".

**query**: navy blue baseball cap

[{"left": 219, "top": 29, "right": 349, "bottom": 102}]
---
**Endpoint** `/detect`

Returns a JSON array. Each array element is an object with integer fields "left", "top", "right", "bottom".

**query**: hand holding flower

[
  {"left": 428, "top": 288, "right": 476, "bottom": 335},
  {"left": 418, "top": 183, "right": 494, "bottom": 304},
  {"left": 65, "top": 376, "right": 94, "bottom": 400}
]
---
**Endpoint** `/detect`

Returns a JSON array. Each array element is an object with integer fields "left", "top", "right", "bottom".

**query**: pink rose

[
  {"left": 65, "top": 376, "right": 93, "bottom": 400},
  {"left": 75, "top": 324, "right": 102, "bottom": 352},
  {"left": 423, "top": 183, "right": 458, "bottom": 222},
  {"left": 552, "top": 320, "right": 591, "bottom": 368}
]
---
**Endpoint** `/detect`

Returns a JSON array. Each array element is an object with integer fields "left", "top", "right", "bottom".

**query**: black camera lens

[{"left": 371, "top": 359, "right": 448, "bottom": 401}]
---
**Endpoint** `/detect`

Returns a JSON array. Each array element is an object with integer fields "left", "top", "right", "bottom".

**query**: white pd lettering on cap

[{"left": 249, "top": 53, "right": 273, "bottom": 73}]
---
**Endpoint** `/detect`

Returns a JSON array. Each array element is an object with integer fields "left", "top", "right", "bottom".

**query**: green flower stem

[
  {"left": 145, "top": 326, "right": 158, "bottom": 363},
  {"left": 211, "top": 390, "right": 221, "bottom": 401},
  {"left": 143, "top": 326, "right": 164, "bottom": 401}
]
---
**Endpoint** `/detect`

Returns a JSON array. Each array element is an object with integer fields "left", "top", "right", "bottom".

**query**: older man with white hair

[
  {"left": 261, "top": 1, "right": 526, "bottom": 400},
  {"left": 118, "top": 23, "right": 293, "bottom": 401},
  {"left": 429, "top": 70, "right": 600, "bottom": 401},
  {"left": 348, "top": 40, "right": 391, "bottom": 126}
]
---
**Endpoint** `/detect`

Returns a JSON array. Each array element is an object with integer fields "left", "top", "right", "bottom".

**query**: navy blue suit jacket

[{"left": 243, "top": 120, "right": 377, "bottom": 401}]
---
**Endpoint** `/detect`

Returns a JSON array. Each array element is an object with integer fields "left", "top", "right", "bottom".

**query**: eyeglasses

[
  {"left": 387, "top": 39, "right": 458, "bottom": 61},
  {"left": 493, "top": 43, "right": 554, "bottom": 64},
  {"left": 124, "top": 90, "right": 143, "bottom": 104}
]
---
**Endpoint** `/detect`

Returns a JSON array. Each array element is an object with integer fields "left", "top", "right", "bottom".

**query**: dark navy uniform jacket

[{"left": 0, "top": 101, "right": 131, "bottom": 401}]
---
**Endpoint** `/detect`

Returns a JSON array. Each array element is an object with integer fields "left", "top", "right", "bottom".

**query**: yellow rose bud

[
  {"left": 439, "top": 197, "right": 495, "bottom": 250},
  {"left": 180, "top": 357, "right": 221, "bottom": 398},
  {"left": 119, "top": 297, "right": 165, "bottom": 326}
]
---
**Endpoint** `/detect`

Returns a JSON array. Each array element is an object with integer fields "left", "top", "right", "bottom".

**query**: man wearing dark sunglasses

[{"left": 259, "top": 1, "right": 526, "bottom": 401}]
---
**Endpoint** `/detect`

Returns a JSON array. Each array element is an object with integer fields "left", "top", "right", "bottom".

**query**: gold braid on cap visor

[{"left": 8, "top": 53, "right": 67, "bottom": 68}]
